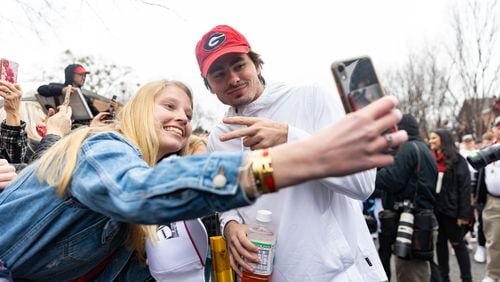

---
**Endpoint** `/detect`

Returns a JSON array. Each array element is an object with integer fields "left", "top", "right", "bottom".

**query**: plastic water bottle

[{"left": 242, "top": 210, "right": 276, "bottom": 282}]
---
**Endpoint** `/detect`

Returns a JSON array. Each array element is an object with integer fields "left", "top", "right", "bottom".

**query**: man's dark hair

[{"left": 203, "top": 51, "right": 266, "bottom": 91}]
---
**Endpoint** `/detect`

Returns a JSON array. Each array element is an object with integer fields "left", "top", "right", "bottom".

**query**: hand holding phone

[
  {"left": 332, "top": 56, "right": 397, "bottom": 134},
  {"left": 108, "top": 95, "right": 117, "bottom": 117},
  {"left": 331, "top": 56, "right": 385, "bottom": 113}
]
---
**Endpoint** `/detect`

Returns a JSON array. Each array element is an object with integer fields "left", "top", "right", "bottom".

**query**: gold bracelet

[{"left": 251, "top": 148, "right": 276, "bottom": 195}]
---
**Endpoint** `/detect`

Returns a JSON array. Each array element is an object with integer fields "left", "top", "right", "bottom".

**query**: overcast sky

[{"left": 1, "top": 0, "right": 494, "bottom": 127}]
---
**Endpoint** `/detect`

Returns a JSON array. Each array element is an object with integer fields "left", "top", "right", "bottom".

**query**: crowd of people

[
  {"left": 369, "top": 114, "right": 500, "bottom": 282},
  {"left": 0, "top": 24, "right": 498, "bottom": 282}
]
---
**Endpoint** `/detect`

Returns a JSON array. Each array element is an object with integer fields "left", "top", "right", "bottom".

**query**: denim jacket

[{"left": 0, "top": 131, "right": 253, "bottom": 280}]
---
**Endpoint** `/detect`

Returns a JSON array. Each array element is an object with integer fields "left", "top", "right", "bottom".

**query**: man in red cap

[
  {"left": 196, "top": 25, "right": 387, "bottom": 281},
  {"left": 37, "top": 64, "right": 100, "bottom": 118}
]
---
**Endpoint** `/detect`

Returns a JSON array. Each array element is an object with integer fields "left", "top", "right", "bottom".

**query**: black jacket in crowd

[
  {"left": 472, "top": 167, "right": 488, "bottom": 205},
  {"left": 435, "top": 154, "right": 471, "bottom": 220},
  {"left": 37, "top": 64, "right": 100, "bottom": 116},
  {"left": 376, "top": 114, "right": 439, "bottom": 211}
]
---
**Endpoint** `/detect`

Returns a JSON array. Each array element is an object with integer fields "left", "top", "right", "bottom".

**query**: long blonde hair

[
  {"left": 36, "top": 79, "right": 194, "bottom": 264},
  {"left": 0, "top": 101, "right": 46, "bottom": 141}
]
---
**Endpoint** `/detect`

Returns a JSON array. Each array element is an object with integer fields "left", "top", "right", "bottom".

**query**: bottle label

[{"left": 249, "top": 239, "right": 275, "bottom": 276}]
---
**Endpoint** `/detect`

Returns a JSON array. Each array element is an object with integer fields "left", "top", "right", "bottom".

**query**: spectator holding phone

[
  {"left": 0, "top": 100, "right": 73, "bottom": 167},
  {"left": 195, "top": 25, "right": 390, "bottom": 281},
  {"left": 37, "top": 64, "right": 100, "bottom": 119},
  {"left": 0, "top": 80, "right": 27, "bottom": 164},
  {"left": 0, "top": 77, "right": 406, "bottom": 280}
]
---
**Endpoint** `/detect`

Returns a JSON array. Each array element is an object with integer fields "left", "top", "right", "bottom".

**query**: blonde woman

[{"left": 0, "top": 79, "right": 406, "bottom": 280}]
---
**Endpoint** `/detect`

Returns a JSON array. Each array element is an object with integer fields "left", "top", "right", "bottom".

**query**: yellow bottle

[{"left": 210, "top": 236, "right": 233, "bottom": 282}]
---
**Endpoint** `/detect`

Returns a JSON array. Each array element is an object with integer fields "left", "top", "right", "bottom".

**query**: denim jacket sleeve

[{"left": 70, "top": 132, "right": 254, "bottom": 224}]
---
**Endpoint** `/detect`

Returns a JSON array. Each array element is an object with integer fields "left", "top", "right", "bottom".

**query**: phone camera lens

[{"left": 337, "top": 65, "right": 345, "bottom": 73}]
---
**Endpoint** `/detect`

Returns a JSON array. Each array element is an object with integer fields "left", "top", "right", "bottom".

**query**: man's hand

[
  {"left": 0, "top": 159, "right": 17, "bottom": 191},
  {"left": 224, "top": 221, "right": 260, "bottom": 277},
  {"left": 220, "top": 117, "right": 288, "bottom": 150}
]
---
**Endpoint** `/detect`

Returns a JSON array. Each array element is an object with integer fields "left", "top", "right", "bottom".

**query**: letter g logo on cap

[{"left": 204, "top": 33, "right": 226, "bottom": 51}]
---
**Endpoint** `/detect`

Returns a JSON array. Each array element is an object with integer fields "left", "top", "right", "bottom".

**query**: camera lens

[
  {"left": 467, "top": 144, "right": 500, "bottom": 170},
  {"left": 393, "top": 210, "right": 414, "bottom": 259},
  {"left": 337, "top": 64, "right": 345, "bottom": 73}
]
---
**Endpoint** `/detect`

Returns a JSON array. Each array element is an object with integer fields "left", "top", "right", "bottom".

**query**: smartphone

[
  {"left": 0, "top": 58, "right": 19, "bottom": 83},
  {"left": 331, "top": 56, "right": 385, "bottom": 113}
]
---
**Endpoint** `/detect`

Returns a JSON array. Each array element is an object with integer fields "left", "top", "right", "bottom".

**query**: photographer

[
  {"left": 376, "top": 114, "right": 438, "bottom": 282},
  {"left": 478, "top": 116, "right": 500, "bottom": 282}
]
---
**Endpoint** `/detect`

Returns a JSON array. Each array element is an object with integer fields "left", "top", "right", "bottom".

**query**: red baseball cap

[
  {"left": 195, "top": 25, "right": 251, "bottom": 77},
  {"left": 74, "top": 65, "right": 90, "bottom": 75}
]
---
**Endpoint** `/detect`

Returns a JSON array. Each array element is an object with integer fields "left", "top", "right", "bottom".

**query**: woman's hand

[
  {"left": 0, "top": 80, "right": 23, "bottom": 126},
  {"left": 270, "top": 96, "right": 408, "bottom": 188}
]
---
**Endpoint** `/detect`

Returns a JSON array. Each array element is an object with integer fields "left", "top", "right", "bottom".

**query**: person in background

[
  {"left": 376, "top": 114, "right": 438, "bottom": 282},
  {"left": 478, "top": 117, "right": 500, "bottom": 282},
  {"left": 460, "top": 134, "right": 477, "bottom": 179},
  {"left": 0, "top": 80, "right": 27, "bottom": 165},
  {"left": 37, "top": 64, "right": 100, "bottom": 118},
  {"left": 0, "top": 79, "right": 406, "bottom": 280},
  {"left": 195, "top": 24, "right": 388, "bottom": 281},
  {"left": 429, "top": 128, "right": 472, "bottom": 282},
  {"left": 472, "top": 131, "right": 495, "bottom": 264},
  {"left": 481, "top": 132, "right": 494, "bottom": 148},
  {"left": 0, "top": 101, "right": 73, "bottom": 165},
  {"left": 459, "top": 134, "right": 479, "bottom": 250}
]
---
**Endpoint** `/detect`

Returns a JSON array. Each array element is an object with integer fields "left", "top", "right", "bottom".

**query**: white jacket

[{"left": 209, "top": 82, "right": 387, "bottom": 282}]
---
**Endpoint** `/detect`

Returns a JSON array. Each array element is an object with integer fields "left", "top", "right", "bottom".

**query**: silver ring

[{"left": 384, "top": 134, "right": 393, "bottom": 147}]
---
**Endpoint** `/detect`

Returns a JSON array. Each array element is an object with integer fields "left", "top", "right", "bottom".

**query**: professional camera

[
  {"left": 392, "top": 201, "right": 415, "bottom": 259},
  {"left": 467, "top": 144, "right": 500, "bottom": 170}
]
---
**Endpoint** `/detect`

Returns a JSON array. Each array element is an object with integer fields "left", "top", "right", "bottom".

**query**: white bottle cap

[{"left": 256, "top": 210, "right": 272, "bottom": 223}]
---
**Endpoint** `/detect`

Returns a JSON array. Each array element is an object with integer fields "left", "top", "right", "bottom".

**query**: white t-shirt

[
  {"left": 146, "top": 219, "right": 208, "bottom": 282},
  {"left": 485, "top": 159, "right": 500, "bottom": 196},
  {"left": 209, "top": 81, "right": 386, "bottom": 282}
]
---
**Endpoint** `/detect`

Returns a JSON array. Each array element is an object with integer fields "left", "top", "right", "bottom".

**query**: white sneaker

[
  {"left": 482, "top": 276, "right": 497, "bottom": 282},
  {"left": 475, "top": 246, "right": 487, "bottom": 263}
]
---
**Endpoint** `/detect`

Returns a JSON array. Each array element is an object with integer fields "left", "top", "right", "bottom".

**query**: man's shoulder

[
  {"left": 38, "top": 82, "right": 64, "bottom": 88},
  {"left": 267, "top": 81, "right": 330, "bottom": 95}
]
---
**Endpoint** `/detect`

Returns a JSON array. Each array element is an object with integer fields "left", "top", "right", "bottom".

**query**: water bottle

[{"left": 242, "top": 210, "right": 276, "bottom": 282}]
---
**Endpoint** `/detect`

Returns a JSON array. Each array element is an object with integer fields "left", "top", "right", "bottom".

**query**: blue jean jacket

[{"left": 0, "top": 132, "right": 253, "bottom": 280}]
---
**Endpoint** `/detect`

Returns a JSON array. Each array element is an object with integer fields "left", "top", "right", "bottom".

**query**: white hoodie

[{"left": 209, "top": 81, "right": 387, "bottom": 281}]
